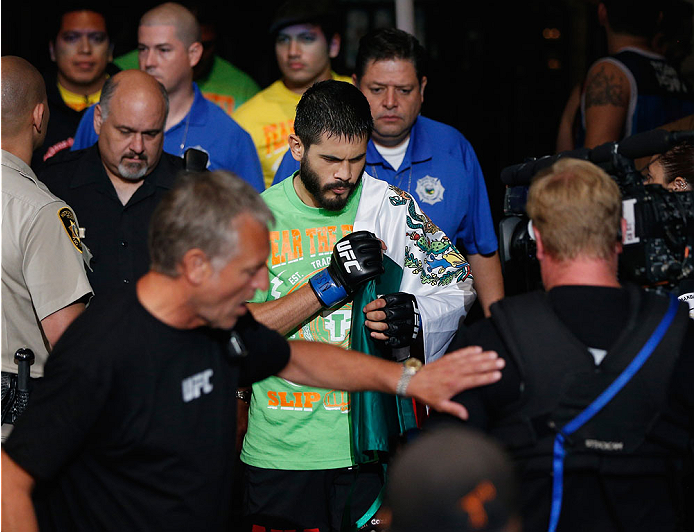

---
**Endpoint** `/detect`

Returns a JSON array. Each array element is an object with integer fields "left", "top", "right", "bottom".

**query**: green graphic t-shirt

[{"left": 241, "top": 173, "right": 363, "bottom": 470}]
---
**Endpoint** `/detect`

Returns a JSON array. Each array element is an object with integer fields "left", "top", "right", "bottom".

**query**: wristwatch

[{"left": 395, "top": 357, "right": 423, "bottom": 397}]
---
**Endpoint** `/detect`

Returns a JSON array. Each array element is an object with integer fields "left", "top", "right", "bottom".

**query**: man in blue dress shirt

[
  {"left": 275, "top": 28, "right": 503, "bottom": 315},
  {"left": 71, "top": 2, "right": 263, "bottom": 191}
]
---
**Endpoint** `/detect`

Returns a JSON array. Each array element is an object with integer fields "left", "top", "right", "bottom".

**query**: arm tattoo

[{"left": 585, "top": 65, "right": 627, "bottom": 108}]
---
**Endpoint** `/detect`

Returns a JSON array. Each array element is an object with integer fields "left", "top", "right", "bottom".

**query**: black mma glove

[
  {"left": 377, "top": 292, "right": 421, "bottom": 348},
  {"left": 309, "top": 231, "right": 384, "bottom": 307}
]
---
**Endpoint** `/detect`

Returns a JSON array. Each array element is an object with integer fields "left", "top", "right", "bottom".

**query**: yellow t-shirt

[
  {"left": 57, "top": 82, "right": 103, "bottom": 112},
  {"left": 233, "top": 73, "right": 352, "bottom": 188}
]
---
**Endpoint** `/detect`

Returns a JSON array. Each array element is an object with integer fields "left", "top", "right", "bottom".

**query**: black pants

[{"left": 243, "top": 463, "right": 384, "bottom": 532}]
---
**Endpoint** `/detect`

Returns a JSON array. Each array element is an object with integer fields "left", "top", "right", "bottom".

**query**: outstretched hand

[{"left": 405, "top": 346, "right": 504, "bottom": 420}]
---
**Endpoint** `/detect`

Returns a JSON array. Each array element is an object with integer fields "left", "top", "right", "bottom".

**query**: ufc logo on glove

[
  {"left": 308, "top": 231, "right": 384, "bottom": 308},
  {"left": 336, "top": 241, "right": 362, "bottom": 272}
]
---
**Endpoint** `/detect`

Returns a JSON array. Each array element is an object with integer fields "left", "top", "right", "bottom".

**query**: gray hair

[
  {"left": 99, "top": 74, "right": 169, "bottom": 121},
  {"left": 149, "top": 170, "right": 274, "bottom": 276}
]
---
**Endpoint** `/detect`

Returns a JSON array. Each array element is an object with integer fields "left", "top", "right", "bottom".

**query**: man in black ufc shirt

[{"left": 2, "top": 170, "right": 504, "bottom": 532}]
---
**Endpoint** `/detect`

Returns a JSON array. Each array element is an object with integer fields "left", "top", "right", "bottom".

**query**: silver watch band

[{"left": 396, "top": 366, "right": 417, "bottom": 397}]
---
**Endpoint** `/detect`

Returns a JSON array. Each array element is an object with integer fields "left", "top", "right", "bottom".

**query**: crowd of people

[{"left": 2, "top": 1, "right": 694, "bottom": 531}]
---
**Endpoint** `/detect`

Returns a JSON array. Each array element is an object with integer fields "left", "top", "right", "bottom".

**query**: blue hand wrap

[{"left": 309, "top": 268, "right": 349, "bottom": 308}]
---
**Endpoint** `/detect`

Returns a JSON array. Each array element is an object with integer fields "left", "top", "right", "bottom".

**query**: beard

[
  {"left": 118, "top": 152, "right": 149, "bottom": 181},
  {"left": 299, "top": 154, "right": 362, "bottom": 211}
]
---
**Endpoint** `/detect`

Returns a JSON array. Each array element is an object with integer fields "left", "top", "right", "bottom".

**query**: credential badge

[{"left": 415, "top": 175, "right": 445, "bottom": 205}]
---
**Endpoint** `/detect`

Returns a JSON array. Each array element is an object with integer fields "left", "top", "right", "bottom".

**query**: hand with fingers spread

[{"left": 404, "top": 346, "right": 504, "bottom": 420}]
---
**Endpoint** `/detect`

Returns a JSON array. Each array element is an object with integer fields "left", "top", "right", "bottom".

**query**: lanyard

[
  {"left": 369, "top": 164, "right": 413, "bottom": 195},
  {"left": 547, "top": 293, "right": 680, "bottom": 532}
]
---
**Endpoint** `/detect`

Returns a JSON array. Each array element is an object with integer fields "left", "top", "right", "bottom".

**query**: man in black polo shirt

[
  {"left": 432, "top": 158, "right": 694, "bottom": 532},
  {"left": 38, "top": 69, "right": 183, "bottom": 295},
  {"left": 1, "top": 170, "right": 505, "bottom": 532}
]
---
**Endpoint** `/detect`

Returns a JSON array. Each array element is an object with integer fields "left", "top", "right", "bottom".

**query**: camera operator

[
  {"left": 642, "top": 139, "right": 694, "bottom": 192},
  {"left": 640, "top": 138, "right": 694, "bottom": 315},
  {"left": 430, "top": 157, "right": 694, "bottom": 532}
]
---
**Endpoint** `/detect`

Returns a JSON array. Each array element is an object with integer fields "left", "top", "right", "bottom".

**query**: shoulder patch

[{"left": 58, "top": 207, "right": 83, "bottom": 253}]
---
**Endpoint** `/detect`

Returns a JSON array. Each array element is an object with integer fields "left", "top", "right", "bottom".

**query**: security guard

[{"left": 1, "top": 56, "right": 92, "bottom": 440}]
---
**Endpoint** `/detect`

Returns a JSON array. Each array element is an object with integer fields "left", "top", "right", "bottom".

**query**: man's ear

[
  {"left": 534, "top": 226, "right": 545, "bottom": 261},
  {"left": 180, "top": 248, "right": 212, "bottom": 285},
  {"left": 108, "top": 42, "right": 114, "bottom": 63},
  {"left": 419, "top": 76, "right": 428, "bottom": 102},
  {"left": 328, "top": 33, "right": 341, "bottom": 59},
  {"left": 351, "top": 73, "right": 359, "bottom": 88},
  {"left": 188, "top": 41, "right": 203, "bottom": 69},
  {"left": 288, "top": 134, "right": 304, "bottom": 162},
  {"left": 49, "top": 41, "right": 56, "bottom": 62},
  {"left": 94, "top": 104, "right": 104, "bottom": 136},
  {"left": 32, "top": 103, "right": 46, "bottom": 134}
]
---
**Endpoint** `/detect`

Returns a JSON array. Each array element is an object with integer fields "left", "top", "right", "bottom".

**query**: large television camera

[{"left": 499, "top": 129, "right": 694, "bottom": 295}]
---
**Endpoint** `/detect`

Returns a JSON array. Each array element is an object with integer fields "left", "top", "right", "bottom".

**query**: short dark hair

[
  {"left": 354, "top": 28, "right": 427, "bottom": 83},
  {"left": 49, "top": 5, "right": 112, "bottom": 42},
  {"left": 660, "top": 139, "right": 694, "bottom": 187},
  {"left": 270, "top": 0, "right": 340, "bottom": 42},
  {"left": 602, "top": 0, "right": 661, "bottom": 38},
  {"left": 294, "top": 80, "right": 373, "bottom": 148}
]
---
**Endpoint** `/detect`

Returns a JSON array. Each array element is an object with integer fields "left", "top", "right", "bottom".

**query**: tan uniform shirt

[{"left": 2, "top": 150, "right": 92, "bottom": 378}]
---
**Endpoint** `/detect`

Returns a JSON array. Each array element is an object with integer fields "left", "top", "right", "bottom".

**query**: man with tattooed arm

[{"left": 579, "top": 0, "right": 694, "bottom": 148}]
